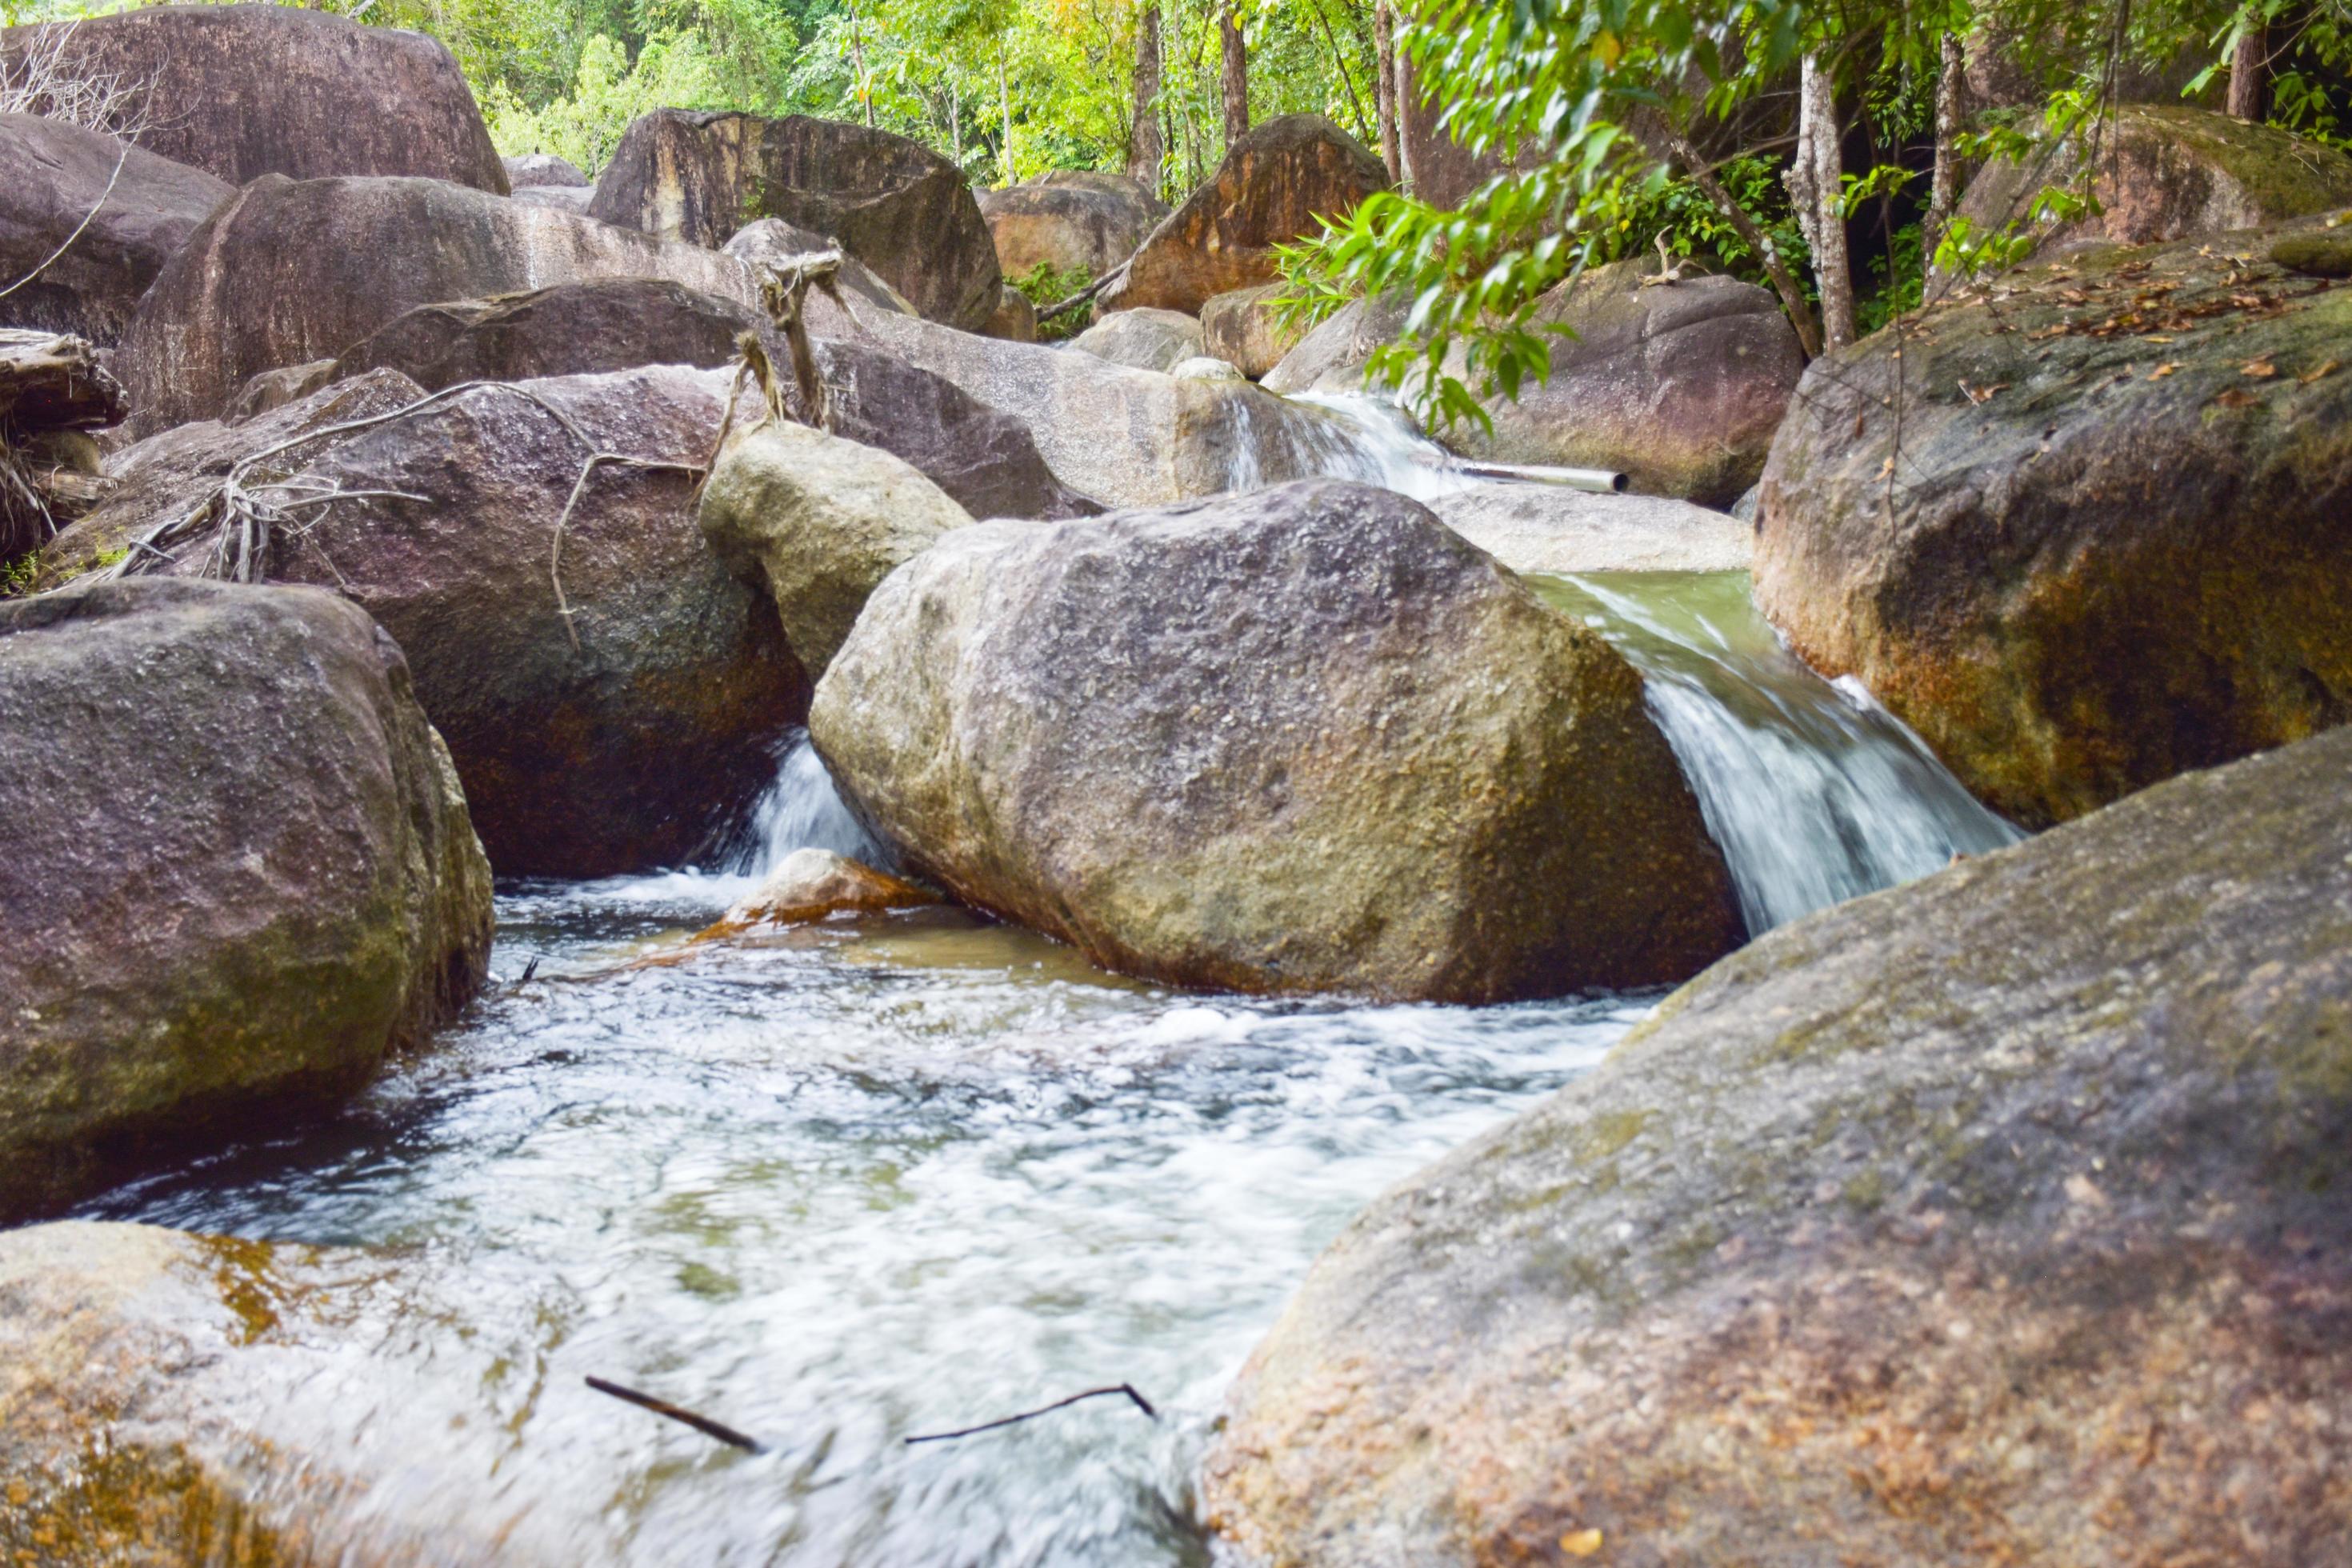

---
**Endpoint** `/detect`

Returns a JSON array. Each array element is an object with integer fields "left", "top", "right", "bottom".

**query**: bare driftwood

[
  {"left": 586, "top": 1376, "right": 766, "bottom": 1454},
  {"left": 754, "top": 250, "right": 849, "bottom": 431},
  {"left": 904, "top": 1383, "right": 1159, "bottom": 1445},
  {"left": 1036, "top": 260, "right": 1128, "bottom": 325}
]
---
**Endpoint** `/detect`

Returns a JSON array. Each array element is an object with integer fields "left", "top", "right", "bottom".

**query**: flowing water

[{"left": 68, "top": 399, "right": 2022, "bottom": 1562}]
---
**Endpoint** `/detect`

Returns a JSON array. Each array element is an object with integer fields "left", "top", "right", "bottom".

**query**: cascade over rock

[
  {"left": 810, "top": 479, "right": 1741, "bottom": 1002},
  {"left": 979, "top": 170, "right": 1169, "bottom": 280},
  {"left": 1106, "top": 114, "right": 1388, "bottom": 315},
  {"left": 116, "top": 174, "right": 762, "bottom": 430},
  {"left": 1756, "top": 223, "right": 2352, "bottom": 827},
  {"left": 698, "top": 417, "right": 976, "bottom": 682},
  {"left": 0, "top": 114, "right": 232, "bottom": 346},
  {"left": 1954, "top": 104, "right": 2352, "bottom": 262},
  {"left": 0, "top": 5, "right": 507, "bottom": 192},
  {"left": 588, "top": 110, "right": 1001, "bottom": 331},
  {"left": 1204, "top": 723, "right": 2352, "bottom": 1568},
  {"left": 0, "top": 579, "right": 491, "bottom": 1221}
]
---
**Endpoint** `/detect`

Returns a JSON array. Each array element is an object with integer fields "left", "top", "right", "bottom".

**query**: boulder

[
  {"left": 54, "top": 367, "right": 807, "bottom": 877},
  {"left": 853, "top": 307, "right": 1389, "bottom": 507},
  {"left": 1264, "top": 268, "right": 1804, "bottom": 506},
  {"left": 332, "top": 278, "right": 766, "bottom": 391},
  {"left": 1956, "top": 104, "right": 2352, "bottom": 262},
  {"left": 1452, "top": 257, "right": 1804, "bottom": 506},
  {"left": 698, "top": 847, "right": 941, "bottom": 937},
  {"left": 0, "top": 114, "right": 231, "bottom": 346},
  {"left": 34, "top": 370, "right": 428, "bottom": 590},
  {"left": 0, "top": 578, "right": 491, "bottom": 1219},
  {"left": 1426, "top": 482, "right": 1754, "bottom": 574},
  {"left": 509, "top": 183, "right": 594, "bottom": 215},
  {"left": 722, "top": 215, "right": 917, "bottom": 320},
  {"left": 1754, "top": 226, "right": 2352, "bottom": 828},
  {"left": 979, "top": 169, "right": 1168, "bottom": 280},
  {"left": 1171, "top": 354, "right": 1245, "bottom": 381},
  {"left": 983, "top": 283, "right": 1038, "bottom": 342},
  {"left": 590, "top": 110, "right": 1000, "bottom": 330},
  {"left": 504, "top": 151, "right": 587, "bottom": 188},
  {"left": 227, "top": 358, "right": 338, "bottom": 421},
  {"left": 698, "top": 416, "right": 974, "bottom": 681},
  {"left": 314, "top": 281, "right": 1094, "bottom": 523},
  {"left": 1260, "top": 291, "right": 1412, "bottom": 396},
  {"left": 1198, "top": 282, "right": 1306, "bottom": 378},
  {"left": 0, "top": 6, "right": 507, "bottom": 192},
  {"left": 1109, "top": 114, "right": 1388, "bottom": 315},
  {"left": 2270, "top": 227, "right": 2352, "bottom": 277},
  {"left": 1067, "top": 305, "right": 1204, "bottom": 372},
  {"left": 1202, "top": 723, "right": 2352, "bottom": 1568},
  {"left": 1397, "top": 56, "right": 1527, "bottom": 210},
  {"left": 809, "top": 480, "right": 1740, "bottom": 1001},
  {"left": 117, "top": 174, "right": 762, "bottom": 430}
]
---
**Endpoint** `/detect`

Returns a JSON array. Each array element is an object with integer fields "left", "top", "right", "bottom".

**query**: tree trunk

[
  {"left": 1644, "top": 124, "right": 1823, "bottom": 358},
  {"left": 999, "top": 46, "right": 1015, "bottom": 183},
  {"left": 849, "top": 0, "right": 874, "bottom": 130},
  {"left": 1786, "top": 53, "right": 1857, "bottom": 350},
  {"left": 1926, "top": 31, "right": 1965, "bottom": 255},
  {"left": 1126, "top": 6, "right": 1165, "bottom": 189},
  {"left": 949, "top": 78, "right": 962, "bottom": 173},
  {"left": 1219, "top": 2, "right": 1250, "bottom": 148},
  {"left": 2227, "top": 13, "right": 2270, "bottom": 122},
  {"left": 1374, "top": 0, "right": 1400, "bottom": 183}
]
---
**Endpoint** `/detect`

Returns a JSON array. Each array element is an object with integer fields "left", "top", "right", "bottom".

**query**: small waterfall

[
  {"left": 724, "top": 730, "right": 890, "bottom": 877},
  {"left": 1530, "top": 574, "right": 2022, "bottom": 934},
  {"left": 1278, "top": 391, "right": 1477, "bottom": 501}
]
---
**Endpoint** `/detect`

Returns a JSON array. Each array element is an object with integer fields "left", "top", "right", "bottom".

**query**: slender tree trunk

[
  {"left": 2227, "top": 12, "right": 2270, "bottom": 122},
  {"left": 848, "top": 0, "right": 874, "bottom": 129},
  {"left": 1126, "top": 6, "right": 1165, "bottom": 188},
  {"left": 949, "top": 79, "right": 962, "bottom": 172},
  {"left": 1645, "top": 124, "right": 1823, "bottom": 358},
  {"left": 1926, "top": 31, "right": 1965, "bottom": 255},
  {"left": 1786, "top": 53, "right": 1857, "bottom": 349},
  {"left": 1374, "top": 0, "right": 1399, "bottom": 182},
  {"left": 999, "top": 45, "right": 1015, "bottom": 183},
  {"left": 1219, "top": 2, "right": 1249, "bottom": 148}
]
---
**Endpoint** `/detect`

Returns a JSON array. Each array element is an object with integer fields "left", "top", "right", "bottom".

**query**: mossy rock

[
  {"left": 1755, "top": 222, "right": 2352, "bottom": 826},
  {"left": 1205, "top": 725, "right": 2352, "bottom": 1566}
]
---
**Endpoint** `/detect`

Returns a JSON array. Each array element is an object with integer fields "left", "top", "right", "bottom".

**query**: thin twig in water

[
  {"left": 904, "top": 1383, "right": 1158, "bottom": 1445},
  {"left": 586, "top": 1376, "right": 766, "bottom": 1454}
]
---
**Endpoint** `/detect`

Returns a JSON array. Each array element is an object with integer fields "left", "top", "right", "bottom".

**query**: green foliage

[
  {"left": 1611, "top": 154, "right": 1811, "bottom": 294},
  {"left": 481, "top": 31, "right": 733, "bottom": 172},
  {"left": 1009, "top": 259, "right": 1090, "bottom": 338}
]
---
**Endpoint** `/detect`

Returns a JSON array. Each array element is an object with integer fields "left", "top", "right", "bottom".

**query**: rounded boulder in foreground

[{"left": 810, "top": 479, "right": 1740, "bottom": 1002}]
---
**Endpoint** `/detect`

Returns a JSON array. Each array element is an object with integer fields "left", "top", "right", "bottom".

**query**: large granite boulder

[
  {"left": 810, "top": 480, "right": 1740, "bottom": 1001},
  {"left": 698, "top": 416, "right": 974, "bottom": 681},
  {"left": 1198, "top": 282, "right": 1306, "bottom": 378},
  {"left": 852, "top": 308, "right": 1390, "bottom": 507},
  {"left": 50, "top": 367, "right": 806, "bottom": 877},
  {"left": 0, "top": 113, "right": 231, "bottom": 345},
  {"left": 1109, "top": 114, "right": 1388, "bottom": 315},
  {"left": 1203, "top": 723, "right": 2352, "bottom": 1567},
  {"left": 589, "top": 110, "right": 1000, "bottom": 330},
  {"left": 1067, "top": 306, "right": 1205, "bottom": 372},
  {"left": 1955, "top": 102, "right": 2352, "bottom": 262},
  {"left": 979, "top": 169, "right": 1168, "bottom": 280},
  {"left": 0, "top": 6, "right": 507, "bottom": 193},
  {"left": 117, "top": 174, "right": 761, "bottom": 430},
  {"left": 31, "top": 370, "right": 427, "bottom": 590},
  {"left": 324, "top": 282, "right": 1096, "bottom": 522},
  {"left": 1755, "top": 226, "right": 2352, "bottom": 828},
  {"left": 504, "top": 152, "right": 588, "bottom": 189},
  {"left": 0, "top": 578, "right": 491, "bottom": 1220}
]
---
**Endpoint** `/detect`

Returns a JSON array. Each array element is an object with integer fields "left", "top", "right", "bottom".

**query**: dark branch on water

[
  {"left": 586, "top": 1376, "right": 766, "bottom": 1453},
  {"left": 904, "top": 1382, "right": 1158, "bottom": 1445}
]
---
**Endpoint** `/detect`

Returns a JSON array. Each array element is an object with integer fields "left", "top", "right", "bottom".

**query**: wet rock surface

[
  {"left": 810, "top": 479, "right": 1739, "bottom": 1001},
  {"left": 1756, "top": 224, "right": 2352, "bottom": 826},
  {"left": 1204, "top": 724, "right": 2352, "bottom": 1567},
  {"left": 701, "top": 847, "right": 942, "bottom": 937},
  {"left": 0, "top": 580, "right": 490, "bottom": 1220},
  {"left": 0, "top": 5, "right": 508, "bottom": 193}
]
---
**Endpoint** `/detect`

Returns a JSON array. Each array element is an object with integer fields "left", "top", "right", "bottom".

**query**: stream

[{"left": 70, "top": 409, "right": 2019, "bottom": 1563}]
